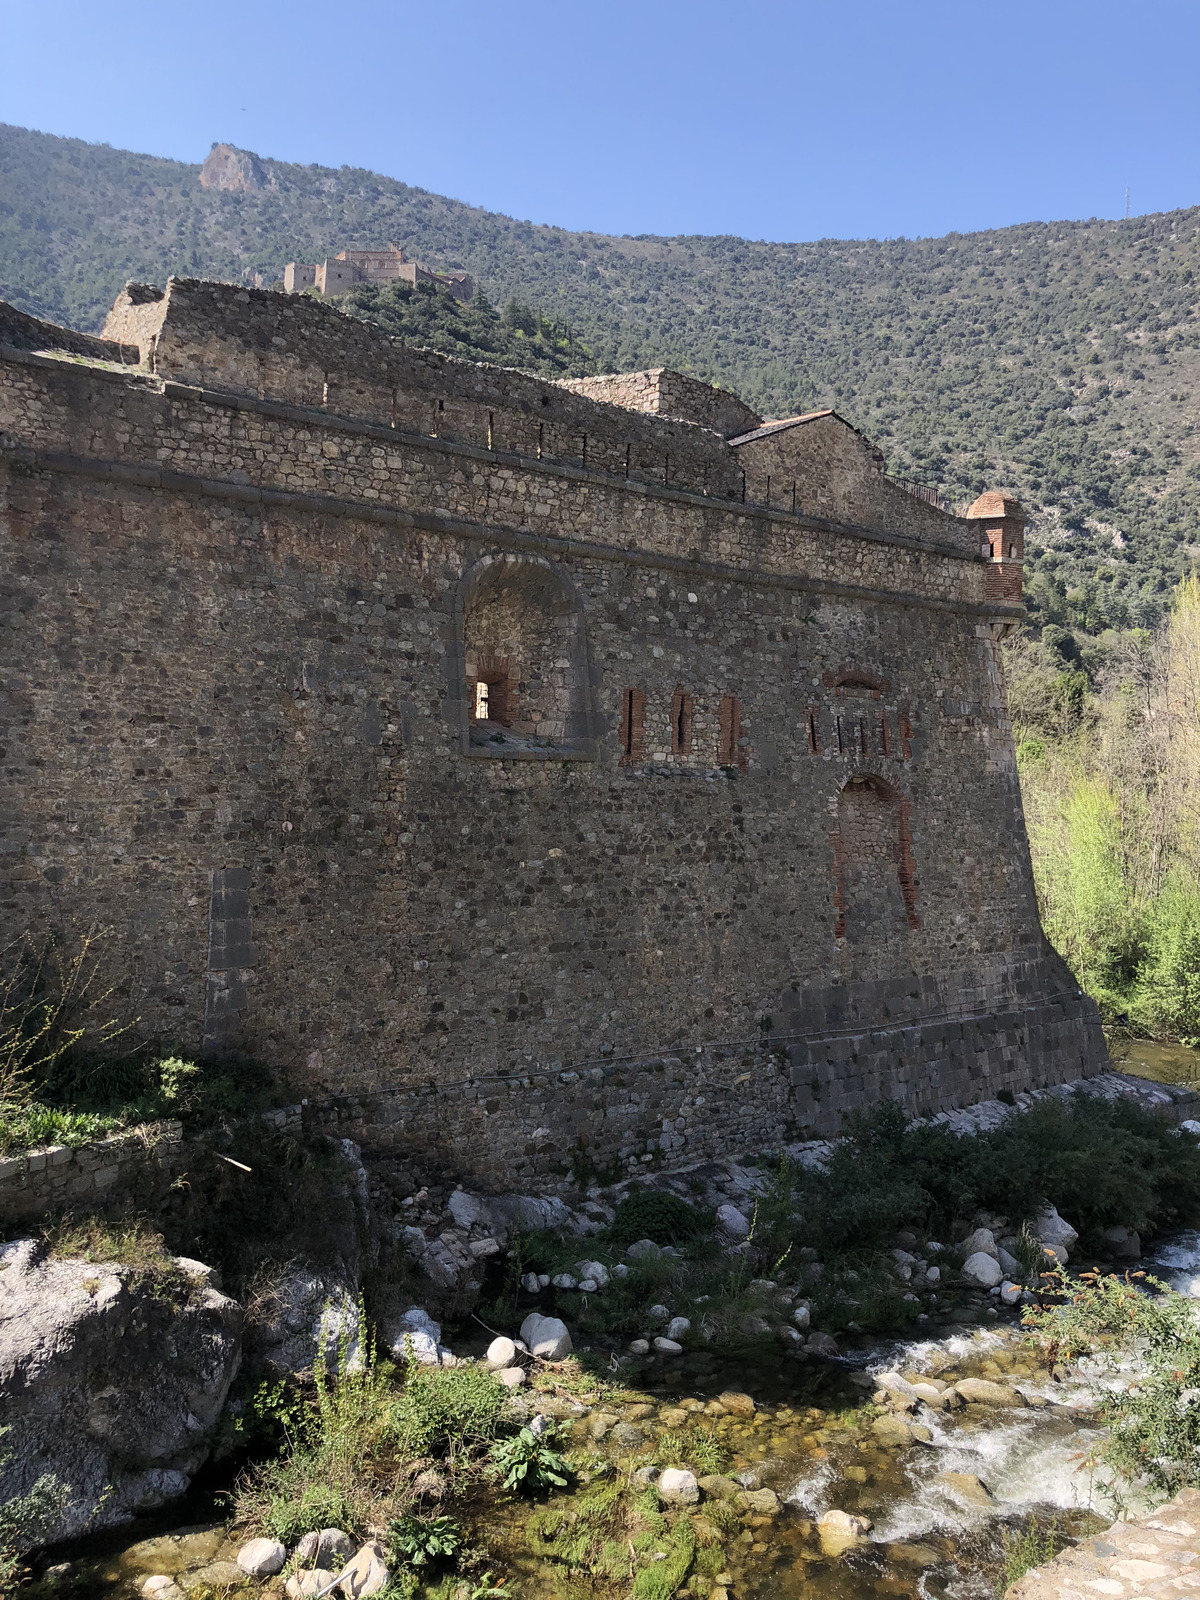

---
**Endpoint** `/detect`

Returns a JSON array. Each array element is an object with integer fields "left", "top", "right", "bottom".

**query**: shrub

[
  {"left": 610, "top": 1190, "right": 710, "bottom": 1247},
  {"left": 488, "top": 1424, "right": 571, "bottom": 1493},
  {"left": 388, "top": 1363, "right": 507, "bottom": 1457},
  {"left": 1023, "top": 1266, "right": 1200, "bottom": 1507},
  {"left": 264, "top": 1481, "right": 357, "bottom": 1545}
]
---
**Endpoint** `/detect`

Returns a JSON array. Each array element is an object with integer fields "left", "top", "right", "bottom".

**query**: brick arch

[
  {"left": 454, "top": 553, "right": 597, "bottom": 758},
  {"left": 830, "top": 773, "right": 919, "bottom": 941},
  {"left": 823, "top": 665, "right": 890, "bottom": 698}
]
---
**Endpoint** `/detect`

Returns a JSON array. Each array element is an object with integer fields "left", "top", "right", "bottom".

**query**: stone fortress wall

[{"left": 0, "top": 279, "right": 1107, "bottom": 1181}]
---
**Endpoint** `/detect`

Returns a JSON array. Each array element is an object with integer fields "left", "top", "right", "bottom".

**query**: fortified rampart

[{"left": 0, "top": 278, "right": 1106, "bottom": 1182}]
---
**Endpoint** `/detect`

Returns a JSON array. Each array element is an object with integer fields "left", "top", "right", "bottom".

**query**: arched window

[{"left": 457, "top": 555, "right": 596, "bottom": 760}]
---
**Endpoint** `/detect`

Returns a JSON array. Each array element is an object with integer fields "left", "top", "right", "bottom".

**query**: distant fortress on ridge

[{"left": 283, "top": 246, "right": 474, "bottom": 302}]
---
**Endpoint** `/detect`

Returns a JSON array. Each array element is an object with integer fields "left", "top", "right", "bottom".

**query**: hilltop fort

[
  {"left": 284, "top": 245, "right": 473, "bottom": 302},
  {"left": 0, "top": 280, "right": 1106, "bottom": 1183}
]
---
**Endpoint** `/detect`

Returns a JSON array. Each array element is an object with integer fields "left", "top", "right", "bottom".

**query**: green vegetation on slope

[
  {"left": 330, "top": 279, "right": 596, "bottom": 376},
  {"left": 4, "top": 126, "right": 1200, "bottom": 624},
  {"left": 1008, "top": 575, "right": 1200, "bottom": 1042}
]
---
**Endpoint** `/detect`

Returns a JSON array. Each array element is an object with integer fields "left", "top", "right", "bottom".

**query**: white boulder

[
  {"left": 497, "top": 1366, "right": 526, "bottom": 1388},
  {"left": 626, "top": 1239, "right": 662, "bottom": 1260},
  {"left": 574, "top": 1260, "right": 611, "bottom": 1288},
  {"left": 961, "top": 1228, "right": 999, "bottom": 1260},
  {"left": 519, "top": 1313, "right": 573, "bottom": 1360},
  {"left": 999, "top": 1281, "right": 1023, "bottom": 1306},
  {"left": 961, "top": 1251, "right": 1003, "bottom": 1289},
  {"left": 551, "top": 1274, "right": 578, "bottom": 1290},
  {"left": 666, "top": 1316, "right": 691, "bottom": 1340},
  {"left": 657, "top": 1467, "right": 699, "bottom": 1504},
  {"left": 653, "top": 1336, "right": 683, "bottom": 1355},
  {"left": 448, "top": 1190, "right": 484, "bottom": 1230},
  {"left": 1033, "top": 1204, "right": 1078, "bottom": 1261},
  {"left": 339, "top": 1541, "right": 390, "bottom": 1598},
  {"left": 520, "top": 1273, "right": 541, "bottom": 1293},
  {"left": 486, "top": 1336, "right": 518, "bottom": 1370},
  {"left": 237, "top": 1538, "right": 286, "bottom": 1577},
  {"left": 717, "top": 1204, "right": 751, "bottom": 1238},
  {"left": 792, "top": 1303, "right": 811, "bottom": 1330}
]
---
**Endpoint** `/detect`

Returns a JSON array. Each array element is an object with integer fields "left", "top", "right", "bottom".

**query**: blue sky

[{"left": 4, "top": 0, "right": 1198, "bottom": 242}]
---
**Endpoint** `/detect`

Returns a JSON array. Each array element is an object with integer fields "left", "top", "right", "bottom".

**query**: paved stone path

[{"left": 1009, "top": 1489, "right": 1200, "bottom": 1600}]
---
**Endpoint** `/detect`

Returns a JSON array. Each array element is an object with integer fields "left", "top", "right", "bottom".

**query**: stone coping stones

[{"left": 1005, "top": 1486, "right": 1200, "bottom": 1600}]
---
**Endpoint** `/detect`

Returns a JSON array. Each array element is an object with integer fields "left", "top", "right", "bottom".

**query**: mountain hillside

[{"left": 3, "top": 124, "right": 1200, "bottom": 634}]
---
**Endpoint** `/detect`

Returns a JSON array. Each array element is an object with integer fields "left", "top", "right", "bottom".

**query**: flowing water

[{"left": 27, "top": 1234, "right": 1200, "bottom": 1600}]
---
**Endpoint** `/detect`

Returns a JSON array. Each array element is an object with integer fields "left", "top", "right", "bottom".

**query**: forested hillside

[{"left": 4, "top": 124, "right": 1200, "bottom": 634}]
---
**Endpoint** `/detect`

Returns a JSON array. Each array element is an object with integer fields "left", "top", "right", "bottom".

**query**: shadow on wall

[{"left": 458, "top": 554, "right": 597, "bottom": 760}]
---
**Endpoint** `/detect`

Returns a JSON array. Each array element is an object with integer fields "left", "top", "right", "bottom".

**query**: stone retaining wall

[{"left": 0, "top": 1105, "right": 302, "bottom": 1225}]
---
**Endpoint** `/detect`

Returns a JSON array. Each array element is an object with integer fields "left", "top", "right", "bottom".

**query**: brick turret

[{"left": 967, "top": 490, "right": 1025, "bottom": 606}]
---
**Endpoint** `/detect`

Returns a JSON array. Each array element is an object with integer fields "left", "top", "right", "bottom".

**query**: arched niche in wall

[
  {"left": 453, "top": 553, "right": 597, "bottom": 760},
  {"left": 831, "top": 773, "right": 919, "bottom": 952}
]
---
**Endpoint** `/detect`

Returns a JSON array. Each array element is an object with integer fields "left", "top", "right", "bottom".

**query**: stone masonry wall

[{"left": 0, "top": 288, "right": 1105, "bottom": 1183}]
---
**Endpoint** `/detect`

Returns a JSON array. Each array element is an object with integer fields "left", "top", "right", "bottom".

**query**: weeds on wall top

[{"left": 0, "top": 926, "right": 284, "bottom": 1156}]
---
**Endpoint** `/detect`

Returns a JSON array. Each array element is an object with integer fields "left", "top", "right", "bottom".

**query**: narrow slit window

[
  {"left": 671, "top": 689, "right": 693, "bottom": 756},
  {"left": 858, "top": 718, "right": 868, "bottom": 756},
  {"left": 621, "top": 687, "right": 646, "bottom": 763},
  {"left": 474, "top": 680, "right": 490, "bottom": 721},
  {"left": 807, "top": 709, "right": 820, "bottom": 754},
  {"left": 719, "top": 694, "right": 745, "bottom": 769},
  {"left": 836, "top": 715, "right": 845, "bottom": 754},
  {"left": 878, "top": 715, "right": 890, "bottom": 757}
]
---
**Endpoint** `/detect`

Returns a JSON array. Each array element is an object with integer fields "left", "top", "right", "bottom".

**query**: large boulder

[
  {"left": 519, "top": 1313, "right": 572, "bottom": 1360},
  {"left": 0, "top": 1238, "right": 241, "bottom": 1543},
  {"left": 1033, "top": 1204, "right": 1078, "bottom": 1262},
  {"left": 961, "top": 1251, "right": 1003, "bottom": 1289},
  {"left": 247, "top": 1265, "right": 361, "bottom": 1374}
]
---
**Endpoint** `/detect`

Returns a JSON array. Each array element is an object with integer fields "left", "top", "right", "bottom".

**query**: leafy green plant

[
  {"left": 386, "top": 1513, "right": 463, "bottom": 1567},
  {"left": 488, "top": 1424, "right": 571, "bottom": 1493},
  {"left": 0, "top": 1429, "right": 69, "bottom": 1587},
  {"left": 469, "top": 1573, "right": 511, "bottom": 1599}
]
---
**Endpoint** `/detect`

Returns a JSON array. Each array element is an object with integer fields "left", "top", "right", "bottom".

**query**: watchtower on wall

[{"left": 0, "top": 280, "right": 1107, "bottom": 1184}]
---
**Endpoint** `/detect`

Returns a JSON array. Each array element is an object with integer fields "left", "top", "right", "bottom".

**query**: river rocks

[
  {"left": 339, "top": 1540, "right": 390, "bottom": 1597},
  {"left": 286, "top": 1570, "right": 337, "bottom": 1598},
  {"left": 937, "top": 1471, "right": 994, "bottom": 1506},
  {"left": 698, "top": 1475, "right": 741, "bottom": 1499},
  {"left": 1000, "top": 1280, "right": 1023, "bottom": 1305},
  {"left": 551, "top": 1273, "right": 579, "bottom": 1290},
  {"left": 805, "top": 1330, "right": 840, "bottom": 1357},
  {"left": 1033, "top": 1204, "right": 1078, "bottom": 1262},
  {"left": 658, "top": 1467, "right": 700, "bottom": 1504},
  {"left": 629, "top": 1338, "right": 651, "bottom": 1354},
  {"left": 1101, "top": 1225, "right": 1142, "bottom": 1260},
  {"left": 792, "top": 1303, "right": 811, "bottom": 1330},
  {"left": 997, "top": 1246, "right": 1023, "bottom": 1278},
  {"left": 653, "top": 1336, "right": 683, "bottom": 1354},
  {"left": 873, "top": 1414, "right": 921, "bottom": 1446},
  {"left": 142, "top": 1580, "right": 185, "bottom": 1600},
  {"left": 666, "top": 1316, "right": 691, "bottom": 1340},
  {"left": 497, "top": 1366, "right": 527, "bottom": 1387},
  {"left": 237, "top": 1537, "right": 286, "bottom": 1576},
  {"left": 962, "top": 1251, "right": 1003, "bottom": 1288},
  {"left": 185, "top": 1560, "right": 246, "bottom": 1588},
  {"left": 627, "top": 1238, "right": 662, "bottom": 1260},
  {"left": 740, "top": 1488, "right": 780, "bottom": 1514},
  {"left": 961, "top": 1227, "right": 999, "bottom": 1260},
  {"left": 718, "top": 1391, "right": 756, "bottom": 1415},
  {"left": 575, "top": 1260, "right": 610, "bottom": 1287},
  {"left": 717, "top": 1204, "right": 751, "bottom": 1238},
  {"left": 519, "top": 1312, "right": 572, "bottom": 1360},
  {"left": 875, "top": 1371, "right": 921, "bottom": 1404},
  {"left": 486, "top": 1336, "right": 518, "bottom": 1370},
  {"left": 818, "top": 1509, "right": 873, "bottom": 1556},
  {"left": 610, "top": 1422, "right": 647, "bottom": 1450},
  {"left": 955, "top": 1377, "right": 1020, "bottom": 1406},
  {"left": 0, "top": 1238, "right": 242, "bottom": 1544}
]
